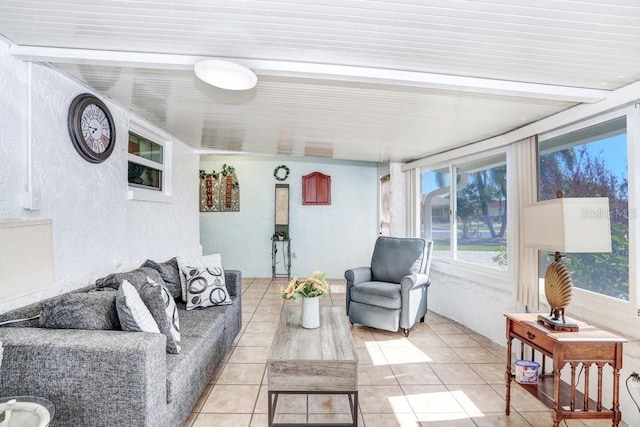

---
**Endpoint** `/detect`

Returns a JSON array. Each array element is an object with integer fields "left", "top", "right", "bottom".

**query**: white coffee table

[{"left": 268, "top": 306, "right": 358, "bottom": 426}]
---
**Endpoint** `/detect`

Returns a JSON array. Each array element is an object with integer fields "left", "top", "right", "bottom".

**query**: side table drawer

[{"left": 510, "top": 321, "right": 553, "bottom": 355}]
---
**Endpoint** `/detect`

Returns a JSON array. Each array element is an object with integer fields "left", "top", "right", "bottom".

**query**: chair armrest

[
  {"left": 344, "top": 267, "right": 372, "bottom": 287},
  {"left": 400, "top": 273, "right": 431, "bottom": 294},
  {"left": 344, "top": 267, "right": 372, "bottom": 314},
  {"left": 399, "top": 274, "right": 431, "bottom": 329}
]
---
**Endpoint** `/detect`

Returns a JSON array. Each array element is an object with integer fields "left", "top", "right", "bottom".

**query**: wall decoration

[
  {"left": 273, "top": 164, "right": 290, "bottom": 181},
  {"left": 275, "top": 184, "right": 290, "bottom": 226},
  {"left": 199, "top": 164, "right": 239, "bottom": 212},
  {"left": 302, "top": 172, "right": 331, "bottom": 205},
  {"left": 68, "top": 93, "right": 116, "bottom": 163}
]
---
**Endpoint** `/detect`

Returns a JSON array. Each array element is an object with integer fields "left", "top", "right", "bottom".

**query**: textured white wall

[
  {"left": 199, "top": 156, "right": 379, "bottom": 278},
  {"left": 0, "top": 41, "right": 200, "bottom": 312},
  {"left": 428, "top": 270, "right": 516, "bottom": 345}
]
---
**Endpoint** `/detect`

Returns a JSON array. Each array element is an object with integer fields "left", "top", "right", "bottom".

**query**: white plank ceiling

[{"left": 1, "top": 0, "right": 639, "bottom": 162}]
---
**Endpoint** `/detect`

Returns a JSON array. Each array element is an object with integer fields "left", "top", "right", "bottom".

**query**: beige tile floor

[{"left": 182, "top": 278, "right": 620, "bottom": 427}]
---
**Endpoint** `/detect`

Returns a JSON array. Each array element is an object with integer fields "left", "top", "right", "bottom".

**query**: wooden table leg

[
  {"left": 552, "top": 366, "right": 561, "bottom": 427},
  {"left": 505, "top": 336, "right": 513, "bottom": 415},
  {"left": 613, "top": 366, "right": 621, "bottom": 427}
]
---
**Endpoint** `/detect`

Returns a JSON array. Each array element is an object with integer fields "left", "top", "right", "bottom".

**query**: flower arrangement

[{"left": 280, "top": 271, "right": 329, "bottom": 301}]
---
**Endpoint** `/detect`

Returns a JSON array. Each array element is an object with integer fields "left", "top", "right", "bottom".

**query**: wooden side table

[{"left": 505, "top": 313, "right": 626, "bottom": 427}]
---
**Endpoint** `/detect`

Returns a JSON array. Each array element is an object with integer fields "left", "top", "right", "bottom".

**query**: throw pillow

[
  {"left": 116, "top": 280, "right": 160, "bottom": 333},
  {"left": 40, "top": 291, "right": 121, "bottom": 330},
  {"left": 154, "top": 277, "right": 181, "bottom": 352},
  {"left": 176, "top": 254, "right": 219, "bottom": 301},
  {"left": 178, "top": 254, "right": 233, "bottom": 310},
  {"left": 140, "top": 258, "right": 182, "bottom": 301},
  {"left": 115, "top": 276, "right": 181, "bottom": 354},
  {"left": 95, "top": 266, "right": 164, "bottom": 292}
]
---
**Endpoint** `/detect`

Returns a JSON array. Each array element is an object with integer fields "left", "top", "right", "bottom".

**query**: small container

[{"left": 515, "top": 360, "right": 540, "bottom": 384}]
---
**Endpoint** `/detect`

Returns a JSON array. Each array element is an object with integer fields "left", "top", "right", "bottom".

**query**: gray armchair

[{"left": 345, "top": 236, "right": 433, "bottom": 337}]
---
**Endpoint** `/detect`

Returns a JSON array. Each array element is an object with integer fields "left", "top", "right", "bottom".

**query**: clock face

[
  {"left": 68, "top": 94, "right": 116, "bottom": 163},
  {"left": 81, "top": 103, "right": 112, "bottom": 153}
]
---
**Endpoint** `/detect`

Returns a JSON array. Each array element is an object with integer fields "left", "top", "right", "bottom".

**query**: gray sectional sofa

[{"left": 0, "top": 269, "right": 242, "bottom": 427}]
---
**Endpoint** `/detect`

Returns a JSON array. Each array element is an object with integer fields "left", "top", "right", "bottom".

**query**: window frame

[
  {"left": 419, "top": 147, "right": 515, "bottom": 289},
  {"left": 537, "top": 106, "right": 638, "bottom": 331},
  {"left": 127, "top": 119, "right": 174, "bottom": 203}
]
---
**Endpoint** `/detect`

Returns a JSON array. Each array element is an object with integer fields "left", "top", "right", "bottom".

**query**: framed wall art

[{"left": 199, "top": 164, "right": 240, "bottom": 212}]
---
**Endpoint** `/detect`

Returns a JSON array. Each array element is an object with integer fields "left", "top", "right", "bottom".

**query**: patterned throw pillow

[
  {"left": 178, "top": 254, "right": 232, "bottom": 310},
  {"left": 116, "top": 280, "right": 161, "bottom": 333},
  {"left": 155, "top": 277, "right": 181, "bottom": 351}
]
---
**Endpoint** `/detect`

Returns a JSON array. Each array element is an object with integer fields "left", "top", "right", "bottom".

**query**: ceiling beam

[{"left": 11, "top": 45, "right": 609, "bottom": 103}]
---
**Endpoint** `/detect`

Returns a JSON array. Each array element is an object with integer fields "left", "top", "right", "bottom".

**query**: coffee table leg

[
  {"left": 268, "top": 391, "right": 279, "bottom": 427},
  {"left": 346, "top": 392, "right": 359, "bottom": 427},
  {"left": 353, "top": 391, "right": 358, "bottom": 427}
]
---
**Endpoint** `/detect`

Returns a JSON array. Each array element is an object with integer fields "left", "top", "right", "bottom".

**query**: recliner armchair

[{"left": 345, "top": 236, "right": 433, "bottom": 336}]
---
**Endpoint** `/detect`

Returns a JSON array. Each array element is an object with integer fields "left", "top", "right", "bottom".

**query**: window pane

[
  {"left": 455, "top": 154, "right": 507, "bottom": 270},
  {"left": 128, "top": 162, "right": 162, "bottom": 190},
  {"left": 420, "top": 167, "right": 450, "bottom": 258},
  {"left": 539, "top": 117, "right": 628, "bottom": 301},
  {"left": 129, "top": 132, "right": 163, "bottom": 163}
]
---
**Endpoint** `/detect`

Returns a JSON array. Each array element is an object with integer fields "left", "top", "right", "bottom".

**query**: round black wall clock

[{"left": 68, "top": 93, "right": 116, "bottom": 163}]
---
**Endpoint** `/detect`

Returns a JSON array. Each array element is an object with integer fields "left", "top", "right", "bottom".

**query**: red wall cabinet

[{"left": 302, "top": 172, "right": 331, "bottom": 205}]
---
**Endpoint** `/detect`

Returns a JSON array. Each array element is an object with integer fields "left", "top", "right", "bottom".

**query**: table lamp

[{"left": 523, "top": 192, "right": 611, "bottom": 331}]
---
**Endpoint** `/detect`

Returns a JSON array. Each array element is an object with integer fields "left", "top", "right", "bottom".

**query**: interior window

[
  {"left": 538, "top": 116, "right": 628, "bottom": 301},
  {"left": 420, "top": 151, "right": 508, "bottom": 272},
  {"left": 128, "top": 132, "right": 163, "bottom": 191},
  {"left": 454, "top": 154, "right": 507, "bottom": 270},
  {"left": 420, "top": 167, "right": 450, "bottom": 260}
]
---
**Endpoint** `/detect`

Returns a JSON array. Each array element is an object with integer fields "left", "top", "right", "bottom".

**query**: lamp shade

[
  {"left": 194, "top": 59, "right": 257, "bottom": 91},
  {"left": 523, "top": 197, "right": 612, "bottom": 253}
]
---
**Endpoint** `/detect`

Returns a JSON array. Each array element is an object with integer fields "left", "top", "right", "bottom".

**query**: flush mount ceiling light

[{"left": 194, "top": 59, "right": 257, "bottom": 91}]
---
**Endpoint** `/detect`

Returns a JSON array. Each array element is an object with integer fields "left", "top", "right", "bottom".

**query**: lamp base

[{"left": 537, "top": 314, "right": 579, "bottom": 332}]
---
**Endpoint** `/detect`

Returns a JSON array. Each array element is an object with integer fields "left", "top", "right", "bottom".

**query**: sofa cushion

[
  {"left": 178, "top": 254, "right": 232, "bottom": 310},
  {"left": 116, "top": 280, "right": 161, "bottom": 333},
  {"left": 349, "top": 281, "right": 402, "bottom": 309},
  {"left": 165, "top": 303, "right": 227, "bottom": 403},
  {"left": 140, "top": 258, "right": 182, "bottom": 301},
  {"left": 370, "top": 237, "right": 427, "bottom": 283},
  {"left": 40, "top": 290, "right": 121, "bottom": 330}
]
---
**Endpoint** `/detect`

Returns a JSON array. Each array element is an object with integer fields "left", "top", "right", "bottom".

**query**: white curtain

[{"left": 516, "top": 136, "right": 540, "bottom": 309}]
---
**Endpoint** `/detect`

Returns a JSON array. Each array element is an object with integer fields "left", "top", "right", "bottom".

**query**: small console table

[
  {"left": 505, "top": 313, "right": 626, "bottom": 427},
  {"left": 271, "top": 239, "right": 291, "bottom": 280}
]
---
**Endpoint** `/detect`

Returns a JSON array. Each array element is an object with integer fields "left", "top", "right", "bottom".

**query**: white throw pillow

[{"left": 117, "top": 280, "right": 160, "bottom": 333}]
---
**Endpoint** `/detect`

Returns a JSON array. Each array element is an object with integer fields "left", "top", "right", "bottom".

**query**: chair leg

[
  {"left": 403, "top": 328, "right": 410, "bottom": 337},
  {"left": 420, "top": 315, "right": 425, "bottom": 323}
]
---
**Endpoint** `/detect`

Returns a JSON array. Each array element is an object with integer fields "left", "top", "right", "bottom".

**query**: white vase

[{"left": 301, "top": 296, "right": 320, "bottom": 329}]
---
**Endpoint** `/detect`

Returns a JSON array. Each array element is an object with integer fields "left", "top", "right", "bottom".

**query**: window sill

[
  {"left": 432, "top": 259, "right": 512, "bottom": 291},
  {"left": 127, "top": 188, "right": 174, "bottom": 204}
]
